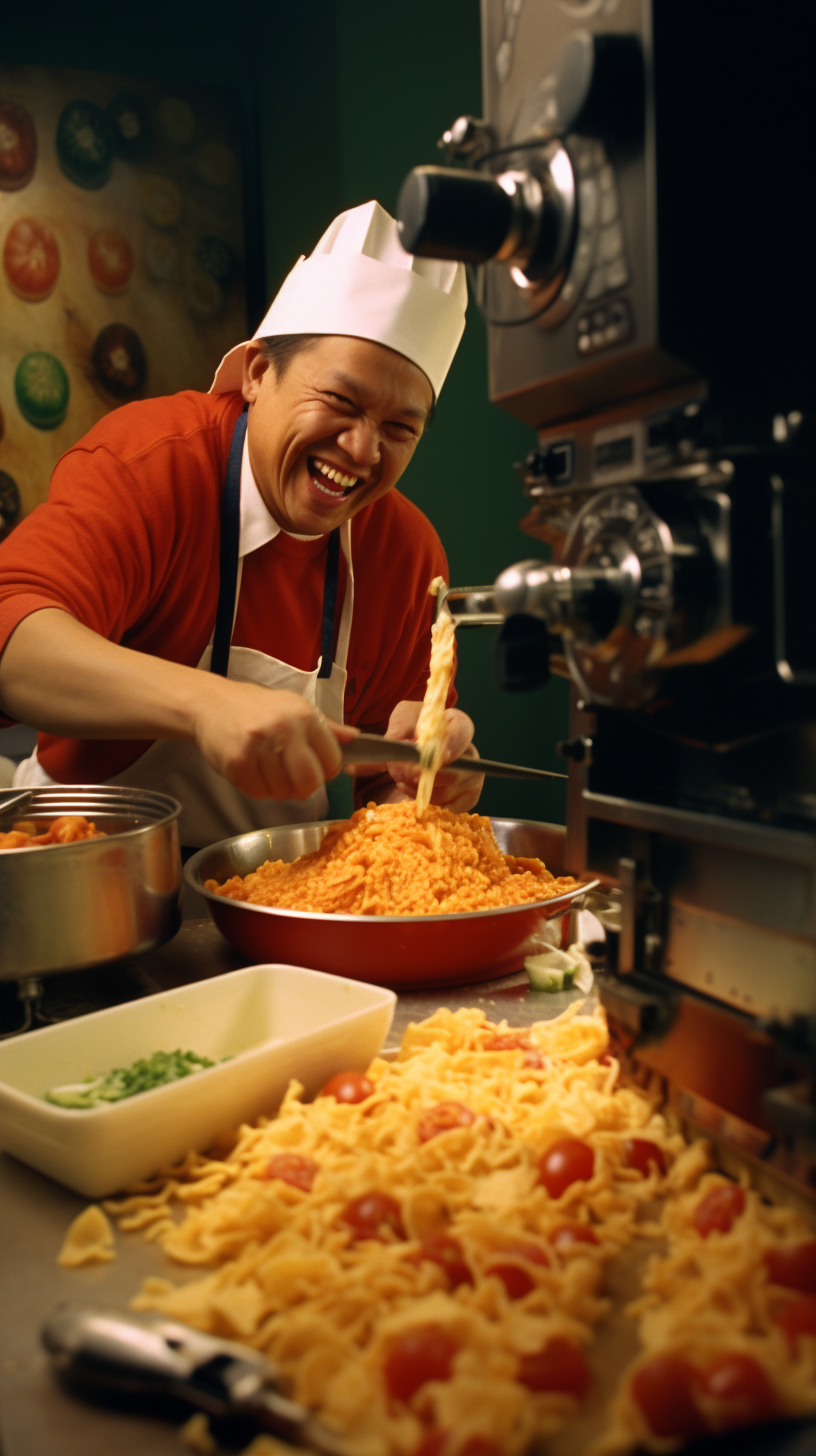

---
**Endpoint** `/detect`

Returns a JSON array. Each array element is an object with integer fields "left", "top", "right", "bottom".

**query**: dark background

[{"left": 1, "top": 0, "right": 570, "bottom": 822}]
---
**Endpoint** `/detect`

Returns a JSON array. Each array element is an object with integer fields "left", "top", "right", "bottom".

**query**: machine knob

[
  {"left": 556, "top": 31, "right": 644, "bottom": 143},
  {"left": 397, "top": 167, "right": 515, "bottom": 264},
  {"left": 398, "top": 146, "right": 576, "bottom": 286}
]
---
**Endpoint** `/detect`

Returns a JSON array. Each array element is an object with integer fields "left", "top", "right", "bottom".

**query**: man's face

[{"left": 242, "top": 335, "right": 433, "bottom": 536}]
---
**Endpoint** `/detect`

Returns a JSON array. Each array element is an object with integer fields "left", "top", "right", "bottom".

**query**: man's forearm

[{"left": 0, "top": 608, "right": 201, "bottom": 739}]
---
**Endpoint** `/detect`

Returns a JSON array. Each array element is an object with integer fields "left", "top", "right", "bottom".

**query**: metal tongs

[
  {"left": 42, "top": 1304, "right": 353, "bottom": 1454},
  {"left": 342, "top": 733, "right": 567, "bottom": 783}
]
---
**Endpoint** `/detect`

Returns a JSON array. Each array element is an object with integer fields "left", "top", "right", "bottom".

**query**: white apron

[{"left": 14, "top": 412, "right": 355, "bottom": 848}]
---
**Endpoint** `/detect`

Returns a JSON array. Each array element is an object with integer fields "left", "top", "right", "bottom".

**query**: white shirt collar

[{"left": 239, "top": 431, "right": 322, "bottom": 555}]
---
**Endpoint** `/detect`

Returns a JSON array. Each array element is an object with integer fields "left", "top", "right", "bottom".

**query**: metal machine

[{"left": 397, "top": 0, "right": 816, "bottom": 1204}]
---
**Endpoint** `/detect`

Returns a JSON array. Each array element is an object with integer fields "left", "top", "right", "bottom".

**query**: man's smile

[{"left": 307, "top": 455, "right": 362, "bottom": 499}]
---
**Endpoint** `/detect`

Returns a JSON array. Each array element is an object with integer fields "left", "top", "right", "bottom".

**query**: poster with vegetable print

[{"left": 0, "top": 66, "right": 252, "bottom": 537}]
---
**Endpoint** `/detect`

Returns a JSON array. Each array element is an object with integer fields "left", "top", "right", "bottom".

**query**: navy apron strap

[
  {"left": 211, "top": 411, "right": 248, "bottom": 678},
  {"left": 317, "top": 528, "right": 341, "bottom": 679}
]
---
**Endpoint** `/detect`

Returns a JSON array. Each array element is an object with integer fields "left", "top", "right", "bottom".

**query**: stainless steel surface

[
  {"left": 0, "top": 789, "right": 33, "bottom": 820},
  {"left": 0, "top": 787, "right": 182, "bottom": 982},
  {"left": 342, "top": 731, "right": 567, "bottom": 782}
]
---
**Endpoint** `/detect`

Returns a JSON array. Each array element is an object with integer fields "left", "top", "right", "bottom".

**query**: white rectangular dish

[{"left": 0, "top": 963, "right": 395, "bottom": 1198}]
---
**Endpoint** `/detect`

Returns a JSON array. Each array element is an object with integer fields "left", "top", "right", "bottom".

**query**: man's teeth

[{"left": 311, "top": 457, "right": 359, "bottom": 494}]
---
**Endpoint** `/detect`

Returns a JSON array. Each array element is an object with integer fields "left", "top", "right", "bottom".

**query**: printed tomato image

[
  {"left": 91, "top": 324, "right": 147, "bottom": 400},
  {"left": 87, "top": 229, "right": 133, "bottom": 294},
  {"left": 3, "top": 217, "right": 59, "bottom": 301},
  {"left": 0, "top": 100, "right": 37, "bottom": 190}
]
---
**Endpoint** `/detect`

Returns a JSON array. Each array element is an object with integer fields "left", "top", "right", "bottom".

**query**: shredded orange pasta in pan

[
  {"left": 206, "top": 801, "right": 577, "bottom": 916},
  {"left": 95, "top": 1006, "right": 816, "bottom": 1455}
]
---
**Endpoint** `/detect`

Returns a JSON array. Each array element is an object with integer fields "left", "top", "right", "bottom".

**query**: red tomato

[
  {"left": 624, "top": 1138, "right": 665, "bottom": 1177},
  {"left": 693, "top": 1183, "right": 745, "bottom": 1238},
  {"left": 320, "top": 1070, "right": 374, "bottom": 1104},
  {"left": 700, "top": 1353, "right": 780, "bottom": 1428},
  {"left": 631, "top": 1354, "right": 707, "bottom": 1439},
  {"left": 417, "top": 1101, "right": 475, "bottom": 1143},
  {"left": 765, "top": 1241, "right": 816, "bottom": 1293},
  {"left": 87, "top": 228, "right": 133, "bottom": 294},
  {"left": 384, "top": 1324, "right": 458, "bottom": 1402},
  {"left": 3, "top": 218, "right": 59, "bottom": 300},
  {"left": 523, "top": 1050, "right": 547, "bottom": 1069},
  {"left": 486, "top": 1262, "right": 535, "bottom": 1299},
  {"left": 342, "top": 1191, "right": 405, "bottom": 1242},
  {"left": 416, "top": 1233, "right": 473, "bottom": 1289},
  {"left": 483, "top": 1031, "right": 530, "bottom": 1051},
  {"left": 261, "top": 1152, "right": 318, "bottom": 1192},
  {"left": 551, "top": 1222, "right": 600, "bottom": 1249},
  {"left": 538, "top": 1138, "right": 594, "bottom": 1198},
  {"left": 775, "top": 1294, "right": 816, "bottom": 1347},
  {"left": 517, "top": 1337, "right": 591, "bottom": 1398},
  {"left": 413, "top": 1433, "right": 449, "bottom": 1456}
]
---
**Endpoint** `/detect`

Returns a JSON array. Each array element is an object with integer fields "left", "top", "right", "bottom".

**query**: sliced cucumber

[{"left": 525, "top": 949, "right": 579, "bottom": 993}]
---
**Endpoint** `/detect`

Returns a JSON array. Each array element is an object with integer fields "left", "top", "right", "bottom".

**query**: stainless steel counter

[{"left": 0, "top": 920, "right": 591, "bottom": 1456}]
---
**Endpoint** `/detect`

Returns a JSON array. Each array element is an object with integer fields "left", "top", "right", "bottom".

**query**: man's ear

[{"left": 242, "top": 342, "right": 271, "bottom": 404}]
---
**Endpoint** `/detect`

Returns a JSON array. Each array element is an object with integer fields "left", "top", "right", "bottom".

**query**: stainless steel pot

[
  {"left": 0, "top": 786, "right": 182, "bottom": 981},
  {"left": 185, "top": 817, "right": 595, "bottom": 991}
]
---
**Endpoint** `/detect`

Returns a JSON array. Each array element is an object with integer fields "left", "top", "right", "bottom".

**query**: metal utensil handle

[
  {"left": 447, "top": 754, "right": 567, "bottom": 782},
  {"left": 0, "top": 788, "right": 33, "bottom": 819},
  {"left": 343, "top": 734, "right": 566, "bottom": 782}
]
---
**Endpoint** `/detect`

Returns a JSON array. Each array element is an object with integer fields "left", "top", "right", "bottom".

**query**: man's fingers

[{"left": 306, "top": 712, "right": 344, "bottom": 778}]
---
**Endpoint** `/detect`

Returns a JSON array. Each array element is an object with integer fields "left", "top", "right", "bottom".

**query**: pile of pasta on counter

[
  {"left": 205, "top": 800, "right": 578, "bottom": 915},
  {"left": 59, "top": 1003, "right": 816, "bottom": 1455},
  {"left": 0, "top": 814, "right": 106, "bottom": 850}
]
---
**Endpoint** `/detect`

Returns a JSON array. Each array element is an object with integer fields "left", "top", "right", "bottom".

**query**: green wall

[{"left": 2, "top": 0, "right": 569, "bottom": 822}]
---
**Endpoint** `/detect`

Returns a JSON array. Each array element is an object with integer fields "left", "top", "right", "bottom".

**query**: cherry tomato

[
  {"left": 417, "top": 1101, "right": 475, "bottom": 1143},
  {"left": 523, "top": 1050, "right": 547, "bottom": 1069},
  {"left": 416, "top": 1233, "right": 473, "bottom": 1288},
  {"left": 551, "top": 1222, "right": 600, "bottom": 1249},
  {"left": 693, "top": 1183, "right": 745, "bottom": 1238},
  {"left": 631, "top": 1354, "right": 707, "bottom": 1439},
  {"left": 413, "top": 1433, "right": 449, "bottom": 1456},
  {"left": 261, "top": 1152, "right": 318, "bottom": 1192},
  {"left": 765, "top": 1241, "right": 816, "bottom": 1293},
  {"left": 517, "top": 1337, "right": 591, "bottom": 1398},
  {"left": 624, "top": 1138, "right": 665, "bottom": 1177},
  {"left": 87, "top": 227, "right": 133, "bottom": 293},
  {"left": 384, "top": 1324, "right": 458, "bottom": 1402},
  {"left": 700, "top": 1353, "right": 780, "bottom": 1428},
  {"left": 486, "top": 1262, "right": 535, "bottom": 1299},
  {"left": 320, "top": 1070, "right": 374, "bottom": 1104},
  {"left": 538, "top": 1139, "right": 594, "bottom": 1198},
  {"left": 774, "top": 1294, "right": 816, "bottom": 1347},
  {"left": 3, "top": 218, "right": 59, "bottom": 301},
  {"left": 483, "top": 1031, "right": 530, "bottom": 1051},
  {"left": 342, "top": 1191, "right": 405, "bottom": 1242}
]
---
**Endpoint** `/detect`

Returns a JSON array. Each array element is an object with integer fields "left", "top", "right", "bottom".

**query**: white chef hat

[{"left": 210, "top": 200, "right": 467, "bottom": 398}]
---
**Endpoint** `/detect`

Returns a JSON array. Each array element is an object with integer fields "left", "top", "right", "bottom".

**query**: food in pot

[
  {"left": 3, "top": 217, "right": 59, "bottom": 300},
  {"left": 55, "top": 99, "right": 115, "bottom": 189},
  {"left": 206, "top": 799, "right": 578, "bottom": 915},
  {"left": 0, "top": 815, "right": 106, "bottom": 849},
  {"left": 14, "top": 351, "right": 69, "bottom": 429},
  {"left": 90, "top": 1004, "right": 816, "bottom": 1453},
  {"left": 45, "top": 1049, "right": 221, "bottom": 1109},
  {"left": 0, "top": 99, "right": 37, "bottom": 190}
]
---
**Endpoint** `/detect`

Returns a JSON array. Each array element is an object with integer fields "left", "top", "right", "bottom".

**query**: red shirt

[{"left": 0, "top": 390, "right": 454, "bottom": 782}]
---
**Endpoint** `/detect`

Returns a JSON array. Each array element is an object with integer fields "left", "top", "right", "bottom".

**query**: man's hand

[
  {"left": 381, "top": 699, "right": 485, "bottom": 813},
  {"left": 194, "top": 678, "right": 357, "bottom": 800}
]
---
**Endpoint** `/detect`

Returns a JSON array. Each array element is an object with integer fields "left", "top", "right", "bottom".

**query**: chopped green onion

[
  {"left": 525, "top": 950, "right": 579, "bottom": 993},
  {"left": 45, "top": 1049, "right": 224, "bottom": 1109}
]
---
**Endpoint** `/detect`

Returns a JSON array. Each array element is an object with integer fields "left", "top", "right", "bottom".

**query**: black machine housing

[{"left": 398, "top": 0, "right": 816, "bottom": 1200}]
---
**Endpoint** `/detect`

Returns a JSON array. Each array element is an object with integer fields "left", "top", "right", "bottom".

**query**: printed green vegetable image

[
  {"left": 45, "top": 1049, "right": 224, "bottom": 1109},
  {"left": 15, "top": 352, "right": 69, "bottom": 430}
]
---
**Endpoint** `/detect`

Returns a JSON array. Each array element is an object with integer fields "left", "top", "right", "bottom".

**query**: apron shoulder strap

[{"left": 211, "top": 411, "right": 248, "bottom": 678}]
